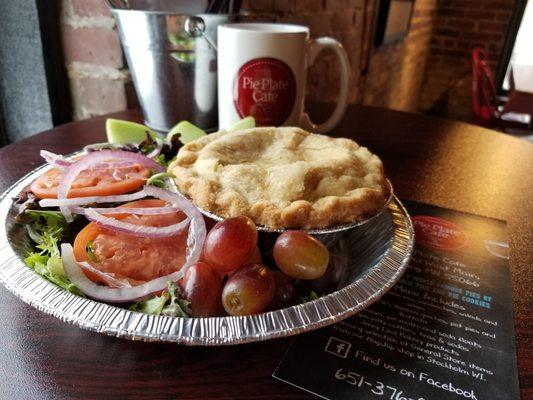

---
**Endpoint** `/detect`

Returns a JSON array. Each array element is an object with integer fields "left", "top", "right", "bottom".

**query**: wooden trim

[{"left": 495, "top": 0, "right": 528, "bottom": 95}]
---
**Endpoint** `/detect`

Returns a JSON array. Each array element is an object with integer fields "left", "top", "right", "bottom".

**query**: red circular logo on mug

[
  {"left": 233, "top": 57, "right": 296, "bottom": 126},
  {"left": 412, "top": 216, "right": 468, "bottom": 250}
]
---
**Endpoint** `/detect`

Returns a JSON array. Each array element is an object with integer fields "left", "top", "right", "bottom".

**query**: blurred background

[{"left": 0, "top": 0, "right": 530, "bottom": 143}]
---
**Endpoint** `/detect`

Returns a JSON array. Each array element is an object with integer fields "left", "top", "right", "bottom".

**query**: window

[{"left": 496, "top": 0, "right": 532, "bottom": 93}]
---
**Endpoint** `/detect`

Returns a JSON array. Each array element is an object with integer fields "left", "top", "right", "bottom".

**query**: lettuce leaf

[
  {"left": 298, "top": 291, "right": 319, "bottom": 304},
  {"left": 25, "top": 252, "right": 83, "bottom": 296},
  {"left": 23, "top": 209, "right": 83, "bottom": 296},
  {"left": 129, "top": 293, "right": 170, "bottom": 315},
  {"left": 129, "top": 282, "right": 190, "bottom": 317},
  {"left": 162, "top": 282, "right": 191, "bottom": 317}
]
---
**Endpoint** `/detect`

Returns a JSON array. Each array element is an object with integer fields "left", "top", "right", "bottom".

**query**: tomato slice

[
  {"left": 30, "top": 164, "right": 151, "bottom": 199},
  {"left": 73, "top": 199, "right": 188, "bottom": 286}
]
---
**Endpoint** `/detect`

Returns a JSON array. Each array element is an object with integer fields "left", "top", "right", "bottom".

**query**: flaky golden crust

[{"left": 169, "top": 127, "right": 386, "bottom": 229}]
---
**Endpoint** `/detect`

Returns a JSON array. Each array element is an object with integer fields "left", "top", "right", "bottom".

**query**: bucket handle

[
  {"left": 107, "top": 0, "right": 131, "bottom": 9},
  {"left": 184, "top": 16, "right": 218, "bottom": 51}
]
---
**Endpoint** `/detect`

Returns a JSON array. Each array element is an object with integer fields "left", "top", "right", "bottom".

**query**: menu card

[{"left": 273, "top": 200, "right": 519, "bottom": 400}]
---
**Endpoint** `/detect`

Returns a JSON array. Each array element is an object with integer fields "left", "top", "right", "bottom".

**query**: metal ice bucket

[{"left": 112, "top": 8, "right": 239, "bottom": 132}]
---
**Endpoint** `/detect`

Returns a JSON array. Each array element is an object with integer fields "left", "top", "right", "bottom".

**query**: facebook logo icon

[{"left": 324, "top": 337, "right": 351, "bottom": 359}]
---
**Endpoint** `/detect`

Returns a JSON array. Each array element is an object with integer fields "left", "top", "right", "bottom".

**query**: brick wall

[
  {"left": 362, "top": 0, "right": 437, "bottom": 111},
  {"left": 242, "top": 0, "right": 437, "bottom": 113},
  {"left": 60, "top": 0, "right": 133, "bottom": 120},
  {"left": 58, "top": 0, "right": 515, "bottom": 123},
  {"left": 242, "top": 0, "right": 367, "bottom": 104},
  {"left": 418, "top": 0, "right": 515, "bottom": 121}
]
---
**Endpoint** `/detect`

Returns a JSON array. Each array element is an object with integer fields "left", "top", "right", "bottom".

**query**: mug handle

[{"left": 300, "top": 37, "right": 350, "bottom": 134}]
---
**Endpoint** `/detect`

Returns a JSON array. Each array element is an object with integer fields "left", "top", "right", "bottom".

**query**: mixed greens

[
  {"left": 17, "top": 117, "right": 289, "bottom": 317},
  {"left": 17, "top": 118, "right": 212, "bottom": 309},
  {"left": 22, "top": 209, "right": 84, "bottom": 296}
]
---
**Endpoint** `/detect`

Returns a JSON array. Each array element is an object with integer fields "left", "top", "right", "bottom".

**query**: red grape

[
  {"left": 203, "top": 216, "right": 258, "bottom": 272},
  {"left": 267, "top": 271, "right": 296, "bottom": 310},
  {"left": 181, "top": 262, "right": 223, "bottom": 317},
  {"left": 299, "top": 253, "right": 346, "bottom": 294},
  {"left": 226, "top": 245, "right": 262, "bottom": 279},
  {"left": 222, "top": 264, "right": 275, "bottom": 316},
  {"left": 246, "top": 245, "right": 262, "bottom": 265},
  {"left": 273, "top": 231, "right": 329, "bottom": 280}
]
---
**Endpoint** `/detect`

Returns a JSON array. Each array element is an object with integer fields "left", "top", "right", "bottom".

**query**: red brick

[
  {"left": 324, "top": 0, "right": 365, "bottom": 12},
  {"left": 70, "top": 0, "right": 113, "bottom": 17},
  {"left": 488, "top": 43, "right": 500, "bottom": 52},
  {"left": 477, "top": 21, "right": 509, "bottom": 33},
  {"left": 446, "top": 18, "right": 476, "bottom": 30},
  {"left": 464, "top": 10, "right": 495, "bottom": 20},
  {"left": 435, "top": 28, "right": 462, "bottom": 38},
  {"left": 61, "top": 26, "right": 122, "bottom": 68},
  {"left": 432, "top": 48, "right": 471, "bottom": 58},
  {"left": 444, "top": 39, "right": 456, "bottom": 47},
  {"left": 243, "top": 0, "right": 274, "bottom": 12},
  {"left": 483, "top": 1, "right": 514, "bottom": 10},
  {"left": 438, "top": 8, "right": 465, "bottom": 17},
  {"left": 495, "top": 11, "right": 512, "bottom": 21},
  {"left": 330, "top": 12, "right": 353, "bottom": 33},
  {"left": 450, "top": 0, "right": 484, "bottom": 9},
  {"left": 292, "top": 0, "right": 323, "bottom": 13},
  {"left": 71, "top": 76, "right": 127, "bottom": 119},
  {"left": 462, "top": 31, "right": 502, "bottom": 41}
]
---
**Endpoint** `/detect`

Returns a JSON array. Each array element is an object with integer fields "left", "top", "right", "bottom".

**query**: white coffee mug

[{"left": 217, "top": 23, "right": 350, "bottom": 133}]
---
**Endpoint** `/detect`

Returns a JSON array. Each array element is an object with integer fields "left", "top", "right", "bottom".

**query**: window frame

[{"left": 495, "top": 0, "right": 529, "bottom": 95}]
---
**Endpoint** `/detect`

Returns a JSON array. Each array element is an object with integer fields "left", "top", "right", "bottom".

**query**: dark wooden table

[{"left": 0, "top": 105, "right": 531, "bottom": 400}]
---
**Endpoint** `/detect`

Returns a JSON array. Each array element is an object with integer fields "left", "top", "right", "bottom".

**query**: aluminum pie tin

[
  {"left": 0, "top": 164, "right": 414, "bottom": 345},
  {"left": 193, "top": 178, "right": 395, "bottom": 235}
]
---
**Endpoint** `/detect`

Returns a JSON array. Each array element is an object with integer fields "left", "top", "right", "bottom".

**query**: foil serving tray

[{"left": 0, "top": 163, "right": 414, "bottom": 345}]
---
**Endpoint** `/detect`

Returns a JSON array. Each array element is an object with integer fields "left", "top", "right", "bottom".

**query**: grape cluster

[{"left": 181, "top": 216, "right": 344, "bottom": 317}]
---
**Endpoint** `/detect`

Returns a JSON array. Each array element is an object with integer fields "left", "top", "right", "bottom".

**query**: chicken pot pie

[{"left": 169, "top": 127, "right": 387, "bottom": 229}]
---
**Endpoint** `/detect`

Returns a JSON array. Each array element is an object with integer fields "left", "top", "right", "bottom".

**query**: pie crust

[{"left": 169, "top": 127, "right": 387, "bottom": 229}]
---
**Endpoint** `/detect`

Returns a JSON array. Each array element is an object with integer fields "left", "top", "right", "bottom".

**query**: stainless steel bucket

[{"left": 112, "top": 8, "right": 239, "bottom": 132}]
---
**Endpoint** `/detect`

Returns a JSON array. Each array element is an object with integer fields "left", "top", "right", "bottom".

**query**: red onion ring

[
  {"left": 84, "top": 208, "right": 190, "bottom": 238},
  {"left": 41, "top": 150, "right": 137, "bottom": 171},
  {"left": 57, "top": 150, "right": 164, "bottom": 221},
  {"left": 71, "top": 205, "right": 180, "bottom": 216},
  {"left": 146, "top": 138, "right": 164, "bottom": 159},
  {"left": 61, "top": 187, "right": 206, "bottom": 302},
  {"left": 142, "top": 185, "right": 207, "bottom": 271},
  {"left": 39, "top": 190, "right": 148, "bottom": 208},
  {"left": 79, "top": 262, "right": 132, "bottom": 288},
  {"left": 62, "top": 244, "right": 186, "bottom": 302},
  {"left": 40, "top": 150, "right": 72, "bottom": 169},
  {"left": 88, "top": 161, "right": 136, "bottom": 170}
]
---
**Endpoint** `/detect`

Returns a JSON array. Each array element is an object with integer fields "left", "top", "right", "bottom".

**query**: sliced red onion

[
  {"left": 39, "top": 190, "right": 147, "bottom": 208},
  {"left": 41, "top": 150, "right": 136, "bottom": 171},
  {"left": 62, "top": 243, "right": 186, "bottom": 302},
  {"left": 146, "top": 138, "right": 164, "bottom": 159},
  {"left": 60, "top": 187, "right": 206, "bottom": 302},
  {"left": 25, "top": 225, "right": 42, "bottom": 244},
  {"left": 88, "top": 161, "right": 136, "bottom": 170},
  {"left": 57, "top": 150, "right": 164, "bottom": 221},
  {"left": 84, "top": 208, "right": 190, "bottom": 238},
  {"left": 71, "top": 205, "right": 180, "bottom": 216},
  {"left": 79, "top": 262, "right": 132, "bottom": 288},
  {"left": 40, "top": 150, "right": 72, "bottom": 169},
  {"left": 142, "top": 185, "right": 206, "bottom": 269}
]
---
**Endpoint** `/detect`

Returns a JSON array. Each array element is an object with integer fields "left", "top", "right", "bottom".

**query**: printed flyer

[{"left": 273, "top": 200, "right": 519, "bottom": 400}]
